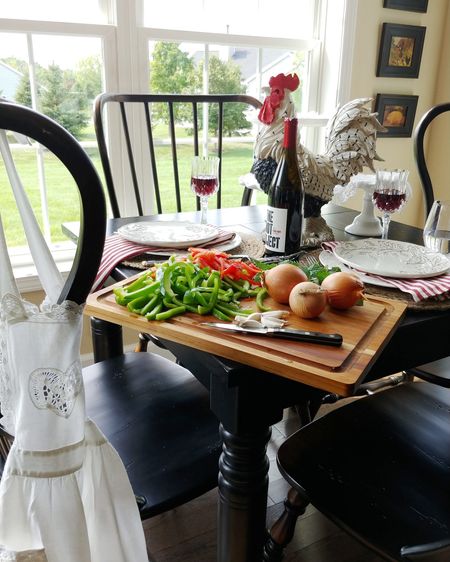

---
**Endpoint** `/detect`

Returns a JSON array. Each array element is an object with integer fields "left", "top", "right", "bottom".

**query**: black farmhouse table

[{"left": 72, "top": 204, "right": 450, "bottom": 562}]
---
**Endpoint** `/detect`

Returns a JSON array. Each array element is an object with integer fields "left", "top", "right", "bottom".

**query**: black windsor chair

[
  {"left": 0, "top": 102, "right": 221, "bottom": 539},
  {"left": 94, "top": 93, "right": 262, "bottom": 218},
  {"left": 406, "top": 103, "right": 450, "bottom": 386},
  {"left": 93, "top": 92, "right": 262, "bottom": 355}
]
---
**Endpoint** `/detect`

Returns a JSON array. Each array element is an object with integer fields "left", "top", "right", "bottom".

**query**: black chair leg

[
  {"left": 263, "top": 488, "right": 309, "bottom": 562},
  {"left": 294, "top": 394, "right": 323, "bottom": 426}
]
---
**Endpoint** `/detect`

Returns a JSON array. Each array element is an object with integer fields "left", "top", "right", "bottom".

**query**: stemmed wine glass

[
  {"left": 423, "top": 200, "right": 450, "bottom": 256},
  {"left": 373, "top": 169, "right": 409, "bottom": 240},
  {"left": 191, "top": 156, "right": 220, "bottom": 225}
]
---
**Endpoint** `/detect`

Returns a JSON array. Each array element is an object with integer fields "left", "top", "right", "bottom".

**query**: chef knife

[{"left": 201, "top": 323, "right": 343, "bottom": 346}]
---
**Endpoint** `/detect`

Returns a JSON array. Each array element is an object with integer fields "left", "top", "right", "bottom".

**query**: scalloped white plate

[
  {"left": 333, "top": 239, "right": 450, "bottom": 279},
  {"left": 319, "top": 251, "right": 393, "bottom": 287},
  {"left": 118, "top": 221, "right": 218, "bottom": 248}
]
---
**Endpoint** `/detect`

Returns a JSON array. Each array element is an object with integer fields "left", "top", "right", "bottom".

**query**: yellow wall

[{"left": 349, "top": 0, "right": 450, "bottom": 227}]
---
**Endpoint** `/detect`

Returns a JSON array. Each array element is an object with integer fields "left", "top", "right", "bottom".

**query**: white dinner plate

[
  {"left": 319, "top": 251, "right": 393, "bottom": 287},
  {"left": 143, "top": 233, "right": 242, "bottom": 257},
  {"left": 333, "top": 239, "right": 450, "bottom": 279},
  {"left": 118, "top": 221, "right": 219, "bottom": 248}
]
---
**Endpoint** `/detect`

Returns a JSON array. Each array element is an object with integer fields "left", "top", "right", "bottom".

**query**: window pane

[
  {"left": 147, "top": 40, "right": 300, "bottom": 210},
  {"left": 144, "top": 0, "right": 315, "bottom": 39},
  {"left": 0, "top": 143, "right": 81, "bottom": 249},
  {"left": 0, "top": 34, "right": 105, "bottom": 247},
  {"left": 1, "top": 0, "right": 107, "bottom": 24}
]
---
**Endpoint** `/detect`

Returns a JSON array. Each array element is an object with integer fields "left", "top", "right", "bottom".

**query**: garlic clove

[
  {"left": 261, "top": 310, "right": 289, "bottom": 318},
  {"left": 234, "top": 315, "right": 251, "bottom": 325},
  {"left": 240, "top": 319, "right": 265, "bottom": 328},
  {"left": 246, "top": 312, "right": 262, "bottom": 322},
  {"left": 261, "top": 317, "right": 287, "bottom": 328}
]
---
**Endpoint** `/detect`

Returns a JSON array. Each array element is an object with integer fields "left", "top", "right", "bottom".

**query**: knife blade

[{"left": 201, "top": 323, "right": 343, "bottom": 347}]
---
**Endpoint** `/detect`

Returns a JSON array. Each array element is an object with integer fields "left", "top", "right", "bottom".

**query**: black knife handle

[{"left": 268, "top": 328, "right": 343, "bottom": 346}]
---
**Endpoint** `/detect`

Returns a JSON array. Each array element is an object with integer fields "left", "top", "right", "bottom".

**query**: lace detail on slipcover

[
  {"left": 0, "top": 295, "right": 21, "bottom": 435},
  {"left": 1, "top": 293, "right": 83, "bottom": 325},
  {"left": 0, "top": 294, "right": 84, "bottom": 433},
  {"left": 0, "top": 547, "right": 47, "bottom": 561},
  {"left": 28, "top": 361, "right": 82, "bottom": 418},
  {"left": 1, "top": 294, "right": 29, "bottom": 323},
  {"left": 39, "top": 300, "right": 83, "bottom": 322}
]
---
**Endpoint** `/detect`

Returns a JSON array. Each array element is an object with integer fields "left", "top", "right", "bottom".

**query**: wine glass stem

[
  {"left": 381, "top": 213, "right": 391, "bottom": 240},
  {"left": 200, "top": 196, "right": 208, "bottom": 225}
]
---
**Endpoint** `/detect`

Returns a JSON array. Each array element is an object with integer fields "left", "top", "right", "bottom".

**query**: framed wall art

[
  {"left": 383, "top": 0, "right": 428, "bottom": 13},
  {"left": 377, "top": 23, "right": 426, "bottom": 78},
  {"left": 374, "top": 94, "right": 419, "bottom": 137}
]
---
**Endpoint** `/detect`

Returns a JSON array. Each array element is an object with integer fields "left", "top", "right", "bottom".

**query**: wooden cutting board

[{"left": 85, "top": 274, "right": 407, "bottom": 396}]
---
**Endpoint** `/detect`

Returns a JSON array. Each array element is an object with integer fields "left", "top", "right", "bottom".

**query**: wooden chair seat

[
  {"left": 276, "top": 382, "right": 450, "bottom": 560},
  {"left": 84, "top": 351, "right": 221, "bottom": 519}
]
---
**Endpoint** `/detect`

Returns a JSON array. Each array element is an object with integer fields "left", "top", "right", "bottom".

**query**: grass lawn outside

[{"left": 1, "top": 139, "right": 267, "bottom": 248}]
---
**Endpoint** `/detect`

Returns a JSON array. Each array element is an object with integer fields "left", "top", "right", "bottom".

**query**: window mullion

[{"left": 26, "top": 32, "right": 52, "bottom": 242}]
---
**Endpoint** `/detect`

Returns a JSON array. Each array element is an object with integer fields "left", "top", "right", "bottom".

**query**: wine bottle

[{"left": 265, "top": 117, "right": 304, "bottom": 256}]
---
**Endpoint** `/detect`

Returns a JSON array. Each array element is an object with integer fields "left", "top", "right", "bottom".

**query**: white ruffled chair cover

[{"left": 0, "top": 132, "right": 148, "bottom": 561}]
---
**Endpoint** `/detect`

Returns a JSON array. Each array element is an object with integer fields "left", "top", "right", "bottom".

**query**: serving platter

[
  {"left": 118, "top": 221, "right": 218, "bottom": 248},
  {"left": 333, "top": 239, "right": 450, "bottom": 279}
]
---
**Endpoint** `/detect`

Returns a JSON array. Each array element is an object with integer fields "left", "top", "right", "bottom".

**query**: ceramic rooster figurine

[{"left": 251, "top": 73, "right": 386, "bottom": 246}]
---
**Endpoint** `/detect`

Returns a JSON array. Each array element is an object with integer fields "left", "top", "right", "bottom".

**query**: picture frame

[
  {"left": 383, "top": 0, "right": 428, "bottom": 13},
  {"left": 374, "top": 94, "right": 419, "bottom": 137},
  {"left": 377, "top": 23, "right": 426, "bottom": 78}
]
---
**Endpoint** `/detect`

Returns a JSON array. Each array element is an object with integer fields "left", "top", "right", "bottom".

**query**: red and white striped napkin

[
  {"left": 322, "top": 241, "right": 450, "bottom": 302},
  {"left": 92, "top": 228, "right": 235, "bottom": 292}
]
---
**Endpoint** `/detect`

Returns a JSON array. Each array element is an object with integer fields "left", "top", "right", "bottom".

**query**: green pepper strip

[
  {"left": 182, "top": 290, "right": 196, "bottom": 305},
  {"left": 163, "top": 297, "right": 179, "bottom": 309},
  {"left": 212, "top": 308, "right": 232, "bottom": 321},
  {"left": 127, "top": 296, "right": 150, "bottom": 314},
  {"left": 256, "top": 288, "right": 271, "bottom": 312},
  {"left": 193, "top": 290, "right": 209, "bottom": 307},
  {"left": 223, "top": 276, "right": 249, "bottom": 295},
  {"left": 140, "top": 293, "right": 162, "bottom": 316},
  {"left": 114, "top": 280, "right": 160, "bottom": 305},
  {"left": 155, "top": 305, "right": 186, "bottom": 321},
  {"left": 215, "top": 303, "right": 253, "bottom": 317},
  {"left": 123, "top": 271, "right": 154, "bottom": 292},
  {"left": 198, "top": 273, "right": 220, "bottom": 315},
  {"left": 171, "top": 295, "right": 198, "bottom": 313},
  {"left": 162, "top": 264, "right": 177, "bottom": 298},
  {"left": 145, "top": 302, "right": 163, "bottom": 320}
]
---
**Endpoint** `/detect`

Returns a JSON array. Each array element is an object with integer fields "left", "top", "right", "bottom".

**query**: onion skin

[
  {"left": 321, "top": 272, "right": 364, "bottom": 310},
  {"left": 264, "top": 264, "right": 308, "bottom": 304},
  {"left": 289, "top": 281, "right": 327, "bottom": 319}
]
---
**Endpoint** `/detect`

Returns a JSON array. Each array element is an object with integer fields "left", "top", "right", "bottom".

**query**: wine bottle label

[{"left": 265, "top": 206, "right": 287, "bottom": 253}]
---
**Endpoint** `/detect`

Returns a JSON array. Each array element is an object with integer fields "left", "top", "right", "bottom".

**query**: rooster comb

[{"left": 269, "top": 73, "right": 300, "bottom": 92}]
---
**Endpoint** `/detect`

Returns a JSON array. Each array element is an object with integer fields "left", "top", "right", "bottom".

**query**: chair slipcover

[{"left": 0, "top": 130, "right": 147, "bottom": 561}]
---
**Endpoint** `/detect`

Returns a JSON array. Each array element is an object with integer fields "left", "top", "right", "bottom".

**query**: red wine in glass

[
  {"left": 191, "top": 156, "right": 220, "bottom": 224},
  {"left": 191, "top": 175, "right": 219, "bottom": 197},
  {"left": 372, "top": 190, "right": 406, "bottom": 213}
]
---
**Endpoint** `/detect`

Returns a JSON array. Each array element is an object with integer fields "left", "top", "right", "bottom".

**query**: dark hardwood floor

[{"left": 143, "top": 404, "right": 384, "bottom": 561}]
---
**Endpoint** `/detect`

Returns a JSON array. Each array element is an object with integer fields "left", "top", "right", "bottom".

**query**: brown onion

[
  {"left": 264, "top": 264, "right": 308, "bottom": 304},
  {"left": 289, "top": 281, "right": 327, "bottom": 319},
  {"left": 321, "top": 272, "right": 364, "bottom": 310}
]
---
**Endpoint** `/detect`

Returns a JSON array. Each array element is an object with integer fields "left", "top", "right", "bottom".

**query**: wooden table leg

[{"left": 218, "top": 423, "right": 272, "bottom": 562}]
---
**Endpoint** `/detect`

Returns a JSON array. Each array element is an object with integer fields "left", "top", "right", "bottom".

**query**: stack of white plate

[
  {"left": 320, "top": 239, "right": 450, "bottom": 286},
  {"left": 117, "top": 221, "right": 241, "bottom": 253}
]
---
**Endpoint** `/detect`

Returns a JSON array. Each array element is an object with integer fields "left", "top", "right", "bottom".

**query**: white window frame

[{"left": 0, "top": 0, "right": 356, "bottom": 291}]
